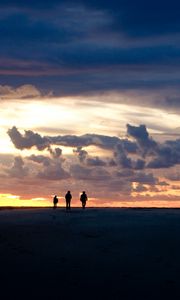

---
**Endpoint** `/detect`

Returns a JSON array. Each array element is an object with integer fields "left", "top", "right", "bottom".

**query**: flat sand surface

[{"left": 0, "top": 208, "right": 180, "bottom": 299}]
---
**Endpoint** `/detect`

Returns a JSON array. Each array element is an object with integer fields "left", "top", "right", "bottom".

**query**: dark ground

[{"left": 0, "top": 208, "right": 180, "bottom": 299}]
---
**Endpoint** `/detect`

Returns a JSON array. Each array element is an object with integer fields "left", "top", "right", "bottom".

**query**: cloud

[
  {"left": 122, "top": 139, "right": 138, "bottom": 154},
  {"left": 132, "top": 172, "right": 157, "bottom": 185},
  {"left": 0, "top": 1, "right": 180, "bottom": 101},
  {"left": 73, "top": 147, "right": 88, "bottom": 163},
  {"left": 114, "top": 144, "right": 132, "bottom": 168},
  {"left": 165, "top": 171, "right": 180, "bottom": 181},
  {"left": 27, "top": 154, "right": 51, "bottom": 166},
  {"left": 86, "top": 157, "right": 107, "bottom": 167},
  {"left": 7, "top": 125, "right": 180, "bottom": 171},
  {"left": 133, "top": 183, "right": 148, "bottom": 193},
  {"left": 7, "top": 126, "right": 125, "bottom": 150},
  {"left": 4, "top": 122, "right": 178, "bottom": 201},
  {"left": 37, "top": 162, "right": 70, "bottom": 180},
  {"left": 1, "top": 0, "right": 180, "bottom": 37},
  {"left": 116, "top": 168, "right": 159, "bottom": 191},
  {"left": 147, "top": 139, "right": 180, "bottom": 168},
  {"left": 116, "top": 169, "right": 134, "bottom": 178},
  {"left": 7, "top": 126, "right": 50, "bottom": 150},
  {"left": 48, "top": 147, "right": 62, "bottom": 159},
  {"left": 127, "top": 124, "right": 157, "bottom": 156},
  {"left": 0, "top": 84, "right": 45, "bottom": 99},
  {"left": 6, "top": 156, "right": 28, "bottom": 178},
  {"left": 134, "top": 159, "right": 145, "bottom": 170},
  {"left": 70, "top": 164, "right": 110, "bottom": 181},
  {"left": 26, "top": 151, "right": 68, "bottom": 180},
  {"left": 113, "top": 140, "right": 145, "bottom": 170},
  {"left": 73, "top": 146, "right": 107, "bottom": 166},
  {"left": 52, "top": 133, "right": 122, "bottom": 149}
]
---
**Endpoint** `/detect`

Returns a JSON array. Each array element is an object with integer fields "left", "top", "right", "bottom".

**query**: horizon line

[{"left": 1, "top": 206, "right": 180, "bottom": 210}]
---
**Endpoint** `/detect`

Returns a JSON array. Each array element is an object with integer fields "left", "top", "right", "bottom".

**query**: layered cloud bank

[
  {"left": 7, "top": 124, "right": 180, "bottom": 170},
  {"left": 0, "top": 0, "right": 180, "bottom": 105},
  {"left": 0, "top": 124, "right": 178, "bottom": 205}
]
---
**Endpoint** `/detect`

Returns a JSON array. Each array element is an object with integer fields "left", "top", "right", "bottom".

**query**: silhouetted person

[
  {"left": 53, "top": 195, "right": 58, "bottom": 209},
  {"left": 65, "top": 191, "right": 72, "bottom": 210},
  {"left": 80, "top": 191, "right": 88, "bottom": 209}
]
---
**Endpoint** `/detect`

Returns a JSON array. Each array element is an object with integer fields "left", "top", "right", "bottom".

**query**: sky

[{"left": 1, "top": 0, "right": 180, "bottom": 207}]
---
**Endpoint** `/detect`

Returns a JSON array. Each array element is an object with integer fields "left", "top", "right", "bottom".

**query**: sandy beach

[{"left": 0, "top": 208, "right": 180, "bottom": 299}]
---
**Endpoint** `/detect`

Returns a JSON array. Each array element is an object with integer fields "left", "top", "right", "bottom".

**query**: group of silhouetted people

[{"left": 53, "top": 191, "right": 88, "bottom": 210}]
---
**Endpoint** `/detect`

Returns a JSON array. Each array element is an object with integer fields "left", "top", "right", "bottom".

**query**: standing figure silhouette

[
  {"left": 80, "top": 191, "right": 88, "bottom": 209},
  {"left": 65, "top": 191, "right": 72, "bottom": 210},
  {"left": 53, "top": 195, "right": 58, "bottom": 209}
]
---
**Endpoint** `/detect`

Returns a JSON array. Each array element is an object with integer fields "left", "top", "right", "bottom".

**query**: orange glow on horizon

[
  {"left": 1, "top": 193, "right": 180, "bottom": 208},
  {"left": 0, "top": 194, "right": 50, "bottom": 207}
]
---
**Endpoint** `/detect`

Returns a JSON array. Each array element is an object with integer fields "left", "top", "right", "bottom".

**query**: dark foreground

[{"left": 0, "top": 208, "right": 180, "bottom": 299}]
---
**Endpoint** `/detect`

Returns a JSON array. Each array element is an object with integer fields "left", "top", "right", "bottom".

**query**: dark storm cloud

[
  {"left": 147, "top": 139, "right": 180, "bottom": 169},
  {"left": 73, "top": 147, "right": 107, "bottom": 166},
  {"left": 8, "top": 126, "right": 149, "bottom": 174},
  {"left": 122, "top": 140, "right": 138, "bottom": 154},
  {"left": 52, "top": 133, "right": 121, "bottom": 149},
  {"left": 1, "top": 43, "right": 180, "bottom": 75},
  {"left": 8, "top": 125, "right": 180, "bottom": 171},
  {"left": 127, "top": 124, "right": 157, "bottom": 156},
  {"left": 126, "top": 124, "right": 180, "bottom": 169},
  {"left": 114, "top": 144, "right": 132, "bottom": 169},
  {"left": 113, "top": 143, "right": 145, "bottom": 170},
  {"left": 0, "top": 0, "right": 180, "bottom": 103},
  {"left": 134, "top": 159, "right": 145, "bottom": 170},
  {"left": 7, "top": 127, "right": 50, "bottom": 150},
  {"left": 1, "top": 0, "right": 180, "bottom": 37},
  {"left": 6, "top": 124, "right": 176, "bottom": 196},
  {"left": 8, "top": 126, "right": 137, "bottom": 151},
  {"left": 0, "top": 0, "right": 59, "bottom": 9}
]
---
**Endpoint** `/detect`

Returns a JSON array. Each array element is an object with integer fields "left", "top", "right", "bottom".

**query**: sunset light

[
  {"left": 1, "top": 1, "right": 180, "bottom": 299},
  {"left": 0, "top": 0, "right": 180, "bottom": 208}
]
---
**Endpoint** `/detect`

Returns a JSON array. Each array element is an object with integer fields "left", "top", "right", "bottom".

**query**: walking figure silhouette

[
  {"left": 80, "top": 191, "right": 88, "bottom": 209},
  {"left": 65, "top": 191, "right": 72, "bottom": 210}
]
